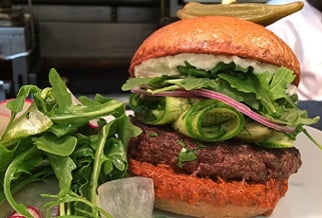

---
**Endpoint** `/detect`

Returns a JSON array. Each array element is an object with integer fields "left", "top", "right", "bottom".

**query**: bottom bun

[
  {"left": 129, "top": 159, "right": 289, "bottom": 218},
  {"left": 156, "top": 198, "right": 271, "bottom": 218}
]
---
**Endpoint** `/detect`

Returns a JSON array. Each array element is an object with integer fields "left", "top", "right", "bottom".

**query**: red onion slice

[{"left": 131, "top": 87, "right": 296, "bottom": 133}]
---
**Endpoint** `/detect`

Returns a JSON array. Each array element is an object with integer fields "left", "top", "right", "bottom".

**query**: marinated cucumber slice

[
  {"left": 258, "top": 131, "right": 294, "bottom": 148},
  {"left": 236, "top": 120, "right": 294, "bottom": 148},
  {"left": 236, "top": 120, "right": 274, "bottom": 142},
  {"left": 130, "top": 94, "right": 197, "bottom": 125},
  {"left": 173, "top": 99, "right": 244, "bottom": 142}
]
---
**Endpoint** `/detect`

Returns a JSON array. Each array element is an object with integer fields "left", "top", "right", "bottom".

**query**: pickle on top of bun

[{"left": 122, "top": 16, "right": 321, "bottom": 218}]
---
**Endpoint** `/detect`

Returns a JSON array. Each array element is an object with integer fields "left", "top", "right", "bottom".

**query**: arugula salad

[{"left": 0, "top": 69, "right": 141, "bottom": 217}]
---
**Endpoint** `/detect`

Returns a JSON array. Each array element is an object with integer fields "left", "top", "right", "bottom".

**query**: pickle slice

[{"left": 177, "top": 1, "right": 304, "bottom": 26}]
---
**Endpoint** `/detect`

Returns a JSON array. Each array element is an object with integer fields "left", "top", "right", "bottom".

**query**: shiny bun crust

[
  {"left": 129, "top": 159, "right": 288, "bottom": 218},
  {"left": 129, "top": 16, "right": 300, "bottom": 85}
]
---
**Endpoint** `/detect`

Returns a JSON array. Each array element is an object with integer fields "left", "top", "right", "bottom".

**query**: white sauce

[
  {"left": 133, "top": 53, "right": 278, "bottom": 78},
  {"left": 133, "top": 53, "right": 297, "bottom": 95}
]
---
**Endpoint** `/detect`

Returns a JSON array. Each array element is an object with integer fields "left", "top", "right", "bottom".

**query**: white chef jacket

[{"left": 267, "top": 0, "right": 322, "bottom": 100}]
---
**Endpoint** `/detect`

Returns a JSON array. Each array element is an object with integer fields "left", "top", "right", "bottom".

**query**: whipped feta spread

[
  {"left": 134, "top": 53, "right": 278, "bottom": 78},
  {"left": 133, "top": 53, "right": 297, "bottom": 95}
]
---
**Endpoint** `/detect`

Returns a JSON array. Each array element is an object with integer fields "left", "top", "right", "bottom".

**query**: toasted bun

[
  {"left": 129, "top": 159, "right": 288, "bottom": 218},
  {"left": 129, "top": 16, "right": 300, "bottom": 85}
]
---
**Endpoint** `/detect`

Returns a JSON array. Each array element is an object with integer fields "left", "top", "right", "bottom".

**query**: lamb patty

[{"left": 128, "top": 119, "right": 302, "bottom": 183}]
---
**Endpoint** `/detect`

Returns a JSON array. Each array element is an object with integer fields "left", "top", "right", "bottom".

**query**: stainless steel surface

[
  {"left": 0, "top": 26, "right": 26, "bottom": 58},
  {"left": 0, "top": 7, "right": 24, "bottom": 26},
  {"left": 0, "top": 12, "right": 34, "bottom": 94},
  {"left": 2, "top": 1, "right": 162, "bottom": 96},
  {"left": 0, "top": 10, "right": 34, "bottom": 60},
  {"left": 0, "top": 80, "right": 10, "bottom": 100},
  {"left": 32, "top": 2, "right": 159, "bottom": 59},
  {"left": 39, "top": 22, "right": 157, "bottom": 58},
  {"left": 26, "top": 5, "right": 160, "bottom": 23},
  {"left": 0, "top": 26, "right": 29, "bottom": 93}
]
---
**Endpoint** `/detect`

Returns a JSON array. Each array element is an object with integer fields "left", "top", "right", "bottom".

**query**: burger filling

[
  {"left": 122, "top": 54, "right": 319, "bottom": 148},
  {"left": 128, "top": 119, "right": 302, "bottom": 184}
]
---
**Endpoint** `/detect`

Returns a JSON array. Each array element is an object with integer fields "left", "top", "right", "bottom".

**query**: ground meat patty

[{"left": 128, "top": 120, "right": 302, "bottom": 183}]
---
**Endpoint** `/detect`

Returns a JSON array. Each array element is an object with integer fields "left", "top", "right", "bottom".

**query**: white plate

[
  {"left": 265, "top": 126, "right": 322, "bottom": 218},
  {"left": 154, "top": 126, "right": 322, "bottom": 218}
]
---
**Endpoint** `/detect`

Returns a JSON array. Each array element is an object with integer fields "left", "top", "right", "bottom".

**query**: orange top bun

[{"left": 129, "top": 16, "right": 300, "bottom": 85}]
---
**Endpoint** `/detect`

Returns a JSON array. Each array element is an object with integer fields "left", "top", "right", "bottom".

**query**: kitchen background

[{"left": 0, "top": 0, "right": 264, "bottom": 100}]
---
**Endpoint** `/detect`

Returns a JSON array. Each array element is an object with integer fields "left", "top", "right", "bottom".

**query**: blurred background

[{"left": 0, "top": 0, "right": 267, "bottom": 101}]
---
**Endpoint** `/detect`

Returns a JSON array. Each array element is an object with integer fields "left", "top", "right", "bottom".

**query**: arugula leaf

[
  {"left": 0, "top": 145, "right": 18, "bottom": 174},
  {"left": 47, "top": 123, "right": 79, "bottom": 137},
  {"left": 6, "top": 85, "right": 41, "bottom": 115},
  {"left": 219, "top": 71, "right": 280, "bottom": 115},
  {"left": 177, "top": 61, "right": 209, "bottom": 77},
  {"left": 47, "top": 155, "right": 76, "bottom": 191},
  {"left": 89, "top": 123, "right": 112, "bottom": 217},
  {"left": 42, "top": 190, "right": 113, "bottom": 218},
  {"left": 177, "top": 147, "right": 197, "bottom": 168},
  {"left": 0, "top": 167, "right": 53, "bottom": 205},
  {"left": 3, "top": 146, "right": 42, "bottom": 218},
  {"left": 34, "top": 134, "right": 77, "bottom": 157},
  {"left": 48, "top": 98, "right": 124, "bottom": 125},
  {"left": 267, "top": 67, "right": 295, "bottom": 101},
  {"left": 48, "top": 68, "right": 72, "bottom": 111},
  {"left": 112, "top": 114, "right": 142, "bottom": 149},
  {"left": 121, "top": 77, "right": 154, "bottom": 91},
  {"left": 170, "top": 76, "right": 219, "bottom": 90},
  {"left": 1, "top": 105, "right": 53, "bottom": 146}
]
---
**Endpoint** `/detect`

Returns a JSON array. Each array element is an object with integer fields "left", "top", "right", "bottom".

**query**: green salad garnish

[{"left": 0, "top": 68, "right": 141, "bottom": 217}]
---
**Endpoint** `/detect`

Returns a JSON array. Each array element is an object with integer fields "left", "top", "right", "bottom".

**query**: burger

[{"left": 121, "top": 16, "right": 319, "bottom": 218}]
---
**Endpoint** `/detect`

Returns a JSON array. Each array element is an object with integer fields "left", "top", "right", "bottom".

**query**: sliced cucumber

[
  {"left": 257, "top": 131, "right": 294, "bottom": 148},
  {"left": 236, "top": 120, "right": 274, "bottom": 142},
  {"left": 173, "top": 99, "right": 244, "bottom": 142},
  {"left": 130, "top": 95, "right": 196, "bottom": 125},
  {"left": 236, "top": 120, "right": 294, "bottom": 148}
]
